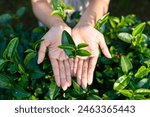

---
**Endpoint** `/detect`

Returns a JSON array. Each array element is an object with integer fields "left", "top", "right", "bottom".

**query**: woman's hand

[
  {"left": 37, "top": 23, "right": 72, "bottom": 91},
  {"left": 72, "top": 24, "right": 111, "bottom": 88}
]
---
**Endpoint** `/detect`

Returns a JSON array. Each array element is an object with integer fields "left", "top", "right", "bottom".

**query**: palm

[
  {"left": 72, "top": 25, "right": 111, "bottom": 88},
  {"left": 38, "top": 25, "right": 72, "bottom": 90}
]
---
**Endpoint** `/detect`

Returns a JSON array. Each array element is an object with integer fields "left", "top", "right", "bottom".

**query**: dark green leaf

[
  {"left": 49, "top": 79, "right": 60, "bottom": 99},
  {"left": 0, "top": 74, "right": 12, "bottom": 89},
  {"left": 135, "top": 89, "right": 150, "bottom": 96},
  {"left": 25, "top": 49, "right": 35, "bottom": 53},
  {"left": 24, "top": 52, "right": 37, "bottom": 65},
  {"left": 62, "top": 30, "right": 75, "bottom": 46},
  {"left": 31, "top": 70, "right": 45, "bottom": 79},
  {"left": 76, "top": 49, "right": 91, "bottom": 56},
  {"left": 121, "top": 55, "right": 133, "bottom": 74},
  {"left": 73, "top": 80, "right": 82, "bottom": 94},
  {"left": 0, "top": 59, "right": 5, "bottom": 70},
  {"left": 143, "top": 48, "right": 150, "bottom": 59},
  {"left": 137, "top": 78, "right": 149, "bottom": 88},
  {"left": 0, "top": 13, "right": 12, "bottom": 24},
  {"left": 134, "top": 66, "right": 149, "bottom": 78},
  {"left": 8, "top": 63, "right": 18, "bottom": 74},
  {"left": 16, "top": 7, "right": 26, "bottom": 18},
  {"left": 113, "top": 75, "right": 130, "bottom": 91},
  {"left": 87, "top": 95, "right": 101, "bottom": 100},
  {"left": 102, "top": 90, "right": 119, "bottom": 100},
  {"left": 18, "top": 64, "right": 26, "bottom": 74},
  {"left": 118, "top": 33, "right": 132, "bottom": 43},
  {"left": 119, "top": 90, "right": 133, "bottom": 98},
  {"left": 3, "top": 37, "right": 19, "bottom": 59},
  {"left": 132, "top": 22, "right": 146, "bottom": 36},
  {"left": 77, "top": 43, "right": 88, "bottom": 49},
  {"left": 12, "top": 85, "right": 30, "bottom": 98}
]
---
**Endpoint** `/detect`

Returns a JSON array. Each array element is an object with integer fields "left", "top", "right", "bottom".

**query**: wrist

[{"left": 48, "top": 16, "right": 67, "bottom": 28}]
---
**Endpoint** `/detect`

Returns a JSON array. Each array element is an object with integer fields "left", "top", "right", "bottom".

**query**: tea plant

[{"left": 0, "top": 5, "right": 150, "bottom": 100}]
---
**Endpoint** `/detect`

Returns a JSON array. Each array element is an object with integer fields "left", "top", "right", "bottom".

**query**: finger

[
  {"left": 64, "top": 60, "right": 72, "bottom": 87},
  {"left": 97, "top": 34, "right": 112, "bottom": 58},
  {"left": 76, "top": 59, "right": 83, "bottom": 85},
  {"left": 73, "top": 58, "right": 79, "bottom": 76},
  {"left": 87, "top": 57, "right": 98, "bottom": 85},
  {"left": 38, "top": 41, "right": 47, "bottom": 64},
  {"left": 59, "top": 60, "right": 68, "bottom": 91},
  {"left": 81, "top": 59, "right": 88, "bottom": 89},
  {"left": 50, "top": 58, "right": 60, "bottom": 87},
  {"left": 69, "top": 58, "right": 74, "bottom": 76}
]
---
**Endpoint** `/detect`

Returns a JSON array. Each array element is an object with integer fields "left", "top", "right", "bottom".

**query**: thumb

[
  {"left": 97, "top": 34, "right": 112, "bottom": 58},
  {"left": 37, "top": 40, "right": 50, "bottom": 64}
]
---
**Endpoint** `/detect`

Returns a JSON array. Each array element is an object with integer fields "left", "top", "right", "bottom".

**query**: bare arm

[
  {"left": 77, "top": 0, "right": 110, "bottom": 27},
  {"left": 31, "top": 0, "right": 65, "bottom": 28}
]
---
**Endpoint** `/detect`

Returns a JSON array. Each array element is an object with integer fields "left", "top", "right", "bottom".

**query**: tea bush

[{"left": 0, "top": 6, "right": 150, "bottom": 100}]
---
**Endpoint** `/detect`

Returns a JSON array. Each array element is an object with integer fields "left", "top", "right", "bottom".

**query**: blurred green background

[{"left": 0, "top": 0, "right": 150, "bottom": 28}]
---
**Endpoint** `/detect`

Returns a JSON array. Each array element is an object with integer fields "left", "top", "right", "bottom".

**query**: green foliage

[
  {"left": 58, "top": 31, "right": 91, "bottom": 58},
  {"left": 0, "top": 6, "right": 150, "bottom": 100},
  {"left": 51, "top": 0, "right": 74, "bottom": 21}
]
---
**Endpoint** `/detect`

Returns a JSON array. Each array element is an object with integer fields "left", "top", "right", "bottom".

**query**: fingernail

[
  {"left": 37, "top": 59, "right": 40, "bottom": 64},
  {"left": 62, "top": 86, "right": 67, "bottom": 91},
  {"left": 88, "top": 80, "right": 93, "bottom": 85},
  {"left": 107, "top": 51, "right": 112, "bottom": 58}
]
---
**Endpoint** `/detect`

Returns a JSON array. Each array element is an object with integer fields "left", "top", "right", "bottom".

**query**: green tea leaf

[
  {"left": 132, "top": 22, "right": 146, "bottom": 36},
  {"left": 87, "top": 95, "right": 101, "bottom": 100},
  {"left": 0, "top": 74, "right": 12, "bottom": 89},
  {"left": 31, "top": 70, "right": 45, "bottom": 79},
  {"left": 16, "top": 7, "right": 26, "bottom": 18},
  {"left": 62, "top": 30, "right": 75, "bottom": 46},
  {"left": 0, "top": 13, "right": 12, "bottom": 24},
  {"left": 143, "top": 48, "right": 150, "bottom": 59},
  {"left": 24, "top": 52, "right": 37, "bottom": 65},
  {"left": 0, "top": 59, "right": 5, "bottom": 70},
  {"left": 113, "top": 75, "right": 130, "bottom": 91},
  {"left": 3, "top": 37, "right": 19, "bottom": 59},
  {"left": 76, "top": 49, "right": 91, "bottom": 56},
  {"left": 135, "top": 66, "right": 148, "bottom": 78},
  {"left": 18, "top": 64, "right": 26, "bottom": 74},
  {"left": 137, "top": 78, "right": 149, "bottom": 88},
  {"left": 51, "top": 10, "right": 62, "bottom": 16},
  {"left": 58, "top": 45, "right": 75, "bottom": 50},
  {"left": 49, "top": 79, "right": 60, "bottom": 99},
  {"left": 95, "top": 12, "right": 109, "bottom": 29},
  {"left": 109, "top": 18, "right": 116, "bottom": 28},
  {"left": 12, "top": 85, "right": 30, "bottom": 98},
  {"left": 73, "top": 80, "right": 82, "bottom": 94},
  {"left": 118, "top": 33, "right": 132, "bottom": 43},
  {"left": 77, "top": 43, "right": 88, "bottom": 49},
  {"left": 119, "top": 90, "right": 133, "bottom": 98},
  {"left": 121, "top": 55, "right": 133, "bottom": 74},
  {"left": 135, "top": 88, "right": 150, "bottom": 96}
]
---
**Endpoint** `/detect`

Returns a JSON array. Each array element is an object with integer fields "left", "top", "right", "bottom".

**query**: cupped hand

[
  {"left": 37, "top": 23, "right": 72, "bottom": 90},
  {"left": 72, "top": 25, "right": 112, "bottom": 88}
]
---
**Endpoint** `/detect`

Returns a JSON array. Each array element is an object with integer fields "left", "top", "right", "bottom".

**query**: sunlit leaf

[
  {"left": 132, "top": 22, "right": 146, "bottom": 36},
  {"left": 113, "top": 75, "right": 130, "bottom": 91},
  {"left": 121, "top": 55, "right": 133, "bottom": 74},
  {"left": 77, "top": 43, "right": 88, "bottom": 49},
  {"left": 135, "top": 66, "right": 149, "bottom": 78},
  {"left": 118, "top": 32, "right": 132, "bottom": 43},
  {"left": 76, "top": 49, "right": 91, "bottom": 56}
]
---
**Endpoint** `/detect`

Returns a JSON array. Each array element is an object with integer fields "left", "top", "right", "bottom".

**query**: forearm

[
  {"left": 77, "top": 0, "right": 110, "bottom": 27},
  {"left": 31, "top": 0, "right": 65, "bottom": 28}
]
